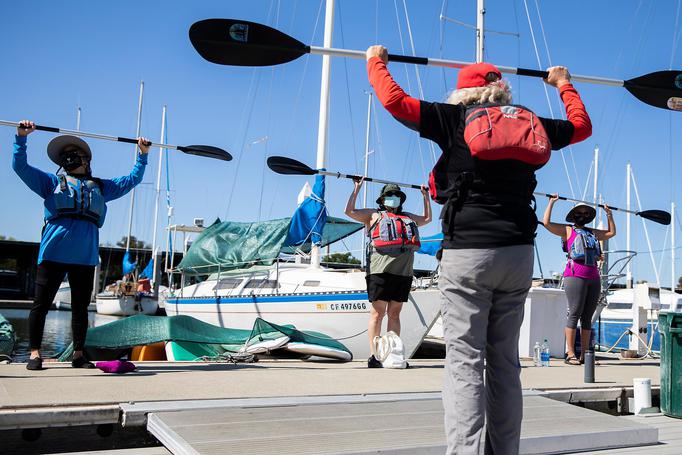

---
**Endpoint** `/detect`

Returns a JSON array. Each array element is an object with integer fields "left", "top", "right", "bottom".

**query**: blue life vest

[{"left": 46, "top": 174, "right": 106, "bottom": 227}]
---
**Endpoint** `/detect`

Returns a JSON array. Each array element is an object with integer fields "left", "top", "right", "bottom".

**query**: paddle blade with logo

[
  {"left": 189, "top": 19, "right": 309, "bottom": 66},
  {"left": 624, "top": 71, "right": 682, "bottom": 112}
]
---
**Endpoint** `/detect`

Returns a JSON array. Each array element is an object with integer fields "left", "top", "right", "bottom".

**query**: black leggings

[
  {"left": 563, "top": 276, "right": 601, "bottom": 330},
  {"left": 29, "top": 260, "right": 95, "bottom": 351}
]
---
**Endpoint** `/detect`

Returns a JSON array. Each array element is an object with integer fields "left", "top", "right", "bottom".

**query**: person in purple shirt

[
  {"left": 542, "top": 194, "right": 616, "bottom": 365},
  {"left": 12, "top": 120, "right": 150, "bottom": 370}
]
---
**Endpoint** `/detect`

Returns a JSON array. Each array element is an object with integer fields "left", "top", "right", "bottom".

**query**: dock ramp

[{"left": 141, "top": 392, "right": 659, "bottom": 454}]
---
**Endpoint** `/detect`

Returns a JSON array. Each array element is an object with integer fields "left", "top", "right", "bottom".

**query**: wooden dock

[{"left": 0, "top": 357, "right": 677, "bottom": 454}]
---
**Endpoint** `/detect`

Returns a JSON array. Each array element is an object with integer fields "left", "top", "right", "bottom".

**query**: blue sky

[{"left": 1, "top": 1, "right": 681, "bottom": 286}]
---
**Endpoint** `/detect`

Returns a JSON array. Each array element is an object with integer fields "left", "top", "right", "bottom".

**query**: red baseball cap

[{"left": 456, "top": 63, "right": 502, "bottom": 89}]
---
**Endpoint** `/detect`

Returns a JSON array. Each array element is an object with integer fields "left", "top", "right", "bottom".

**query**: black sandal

[{"left": 564, "top": 355, "right": 580, "bottom": 366}]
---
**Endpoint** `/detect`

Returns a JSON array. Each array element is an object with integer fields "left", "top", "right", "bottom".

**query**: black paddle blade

[
  {"left": 636, "top": 210, "right": 671, "bottom": 225},
  {"left": 267, "top": 156, "right": 317, "bottom": 175},
  {"left": 177, "top": 145, "right": 232, "bottom": 161},
  {"left": 189, "top": 19, "right": 309, "bottom": 66},
  {"left": 624, "top": 71, "right": 682, "bottom": 111}
]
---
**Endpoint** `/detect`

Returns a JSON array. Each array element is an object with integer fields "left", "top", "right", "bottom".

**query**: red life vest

[
  {"left": 370, "top": 212, "right": 421, "bottom": 254},
  {"left": 428, "top": 104, "right": 550, "bottom": 204}
]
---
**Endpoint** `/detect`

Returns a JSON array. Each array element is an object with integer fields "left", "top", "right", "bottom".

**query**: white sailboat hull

[
  {"left": 164, "top": 265, "right": 441, "bottom": 360},
  {"left": 96, "top": 293, "right": 158, "bottom": 316},
  {"left": 54, "top": 282, "right": 97, "bottom": 311}
]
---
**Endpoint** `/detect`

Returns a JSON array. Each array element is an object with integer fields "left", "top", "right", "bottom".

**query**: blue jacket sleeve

[
  {"left": 11, "top": 135, "right": 58, "bottom": 199},
  {"left": 101, "top": 153, "right": 148, "bottom": 202}
]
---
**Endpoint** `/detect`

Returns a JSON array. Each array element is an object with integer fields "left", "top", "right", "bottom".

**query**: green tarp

[
  {"left": 0, "top": 313, "right": 15, "bottom": 358},
  {"left": 57, "top": 314, "right": 351, "bottom": 361},
  {"left": 176, "top": 216, "right": 362, "bottom": 276}
]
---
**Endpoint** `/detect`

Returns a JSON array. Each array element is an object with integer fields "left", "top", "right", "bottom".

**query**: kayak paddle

[
  {"left": 2, "top": 120, "right": 232, "bottom": 161},
  {"left": 189, "top": 18, "right": 682, "bottom": 112}
]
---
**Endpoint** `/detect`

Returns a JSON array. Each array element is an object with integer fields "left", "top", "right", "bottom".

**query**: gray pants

[
  {"left": 563, "top": 276, "right": 601, "bottom": 329},
  {"left": 439, "top": 246, "right": 534, "bottom": 455}
]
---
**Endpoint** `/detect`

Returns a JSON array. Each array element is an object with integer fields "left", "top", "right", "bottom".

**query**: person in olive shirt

[{"left": 345, "top": 178, "right": 431, "bottom": 368}]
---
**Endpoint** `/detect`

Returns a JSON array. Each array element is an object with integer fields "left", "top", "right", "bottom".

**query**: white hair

[{"left": 445, "top": 80, "right": 513, "bottom": 106}]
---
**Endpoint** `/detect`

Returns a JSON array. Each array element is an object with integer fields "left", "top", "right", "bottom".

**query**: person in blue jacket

[{"left": 12, "top": 120, "right": 150, "bottom": 370}]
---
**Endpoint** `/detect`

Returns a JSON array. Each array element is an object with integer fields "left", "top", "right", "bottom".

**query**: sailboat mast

[
  {"left": 126, "top": 81, "right": 144, "bottom": 252},
  {"left": 626, "top": 162, "right": 632, "bottom": 288},
  {"left": 361, "top": 91, "right": 372, "bottom": 268},
  {"left": 311, "top": 0, "right": 335, "bottom": 269},
  {"left": 672, "top": 202, "right": 676, "bottom": 291},
  {"left": 151, "top": 105, "right": 167, "bottom": 289},
  {"left": 76, "top": 106, "right": 81, "bottom": 131},
  {"left": 476, "top": 0, "right": 485, "bottom": 62},
  {"left": 593, "top": 146, "right": 599, "bottom": 228}
]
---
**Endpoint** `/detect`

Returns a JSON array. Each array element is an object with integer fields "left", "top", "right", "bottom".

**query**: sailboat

[
  {"left": 96, "top": 83, "right": 158, "bottom": 316},
  {"left": 165, "top": 1, "right": 442, "bottom": 360}
]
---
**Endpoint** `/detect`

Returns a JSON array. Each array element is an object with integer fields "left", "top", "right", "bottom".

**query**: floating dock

[{"left": 1, "top": 357, "right": 678, "bottom": 454}]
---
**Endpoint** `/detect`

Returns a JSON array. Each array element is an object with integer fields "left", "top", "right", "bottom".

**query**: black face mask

[
  {"left": 61, "top": 150, "right": 91, "bottom": 176},
  {"left": 573, "top": 215, "right": 588, "bottom": 226}
]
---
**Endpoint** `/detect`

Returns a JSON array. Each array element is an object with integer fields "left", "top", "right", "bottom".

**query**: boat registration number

[{"left": 317, "top": 302, "right": 368, "bottom": 311}]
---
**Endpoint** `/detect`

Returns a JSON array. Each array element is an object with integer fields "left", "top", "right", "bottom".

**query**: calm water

[{"left": 3, "top": 309, "right": 121, "bottom": 362}]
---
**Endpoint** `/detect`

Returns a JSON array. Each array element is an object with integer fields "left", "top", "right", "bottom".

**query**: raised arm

[
  {"left": 594, "top": 204, "right": 616, "bottom": 241},
  {"left": 406, "top": 186, "right": 432, "bottom": 226},
  {"left": 366, "top": 46, "right": 421, "bottom": 131},
  {"left": 544, "top": 66, "right": 592, "bottom": 144},
  {"left": 11, "top": 121, "right": 58, "bottom": 198},
  {"left": 101, "top": 138, "right": 150, "bottom": 202},
  {"left": 542, "top": 194, "right": 570, "bottom": 238},
  {"left": 344, "top": 177, "right": 375, "bottom": 227}
]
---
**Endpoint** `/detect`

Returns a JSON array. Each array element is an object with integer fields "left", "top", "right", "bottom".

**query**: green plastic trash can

[{"left": 659, "top": 312, "right": 682, "bottom": 418}]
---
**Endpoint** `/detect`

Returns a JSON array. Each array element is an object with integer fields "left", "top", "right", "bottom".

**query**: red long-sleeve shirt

[{"left": 367, "top": 56, "right": 592, "bottom": 145}]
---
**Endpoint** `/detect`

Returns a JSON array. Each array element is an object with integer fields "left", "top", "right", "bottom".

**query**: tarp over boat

[
  {"left": 176, "top": 216, "right": 362, "bottom": 276},
  {"left": 57, "top": 314, "right": 352, "bottom": 361},
  {"left": 0, "top": 313, "right": 15, "bottom": 360}
]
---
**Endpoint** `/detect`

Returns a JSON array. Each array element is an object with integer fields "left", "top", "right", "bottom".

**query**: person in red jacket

[{"left": 366, "top": 45, "right": 591, "bottom": 455}]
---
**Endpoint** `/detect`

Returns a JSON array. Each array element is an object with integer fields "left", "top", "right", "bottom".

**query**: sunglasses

[
  {"left": 485, "top": 72, "right": 501, "bottom": 83},
  {"left": 574, "top": 211, "right": 591, "bottom": 216}
]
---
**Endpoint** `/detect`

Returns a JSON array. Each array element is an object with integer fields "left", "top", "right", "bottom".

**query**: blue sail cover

[
  {"left": 139, "top": 258, "right": 153, "bottom": 279},
  {"left": 417, "top": 233, "right": 443, "bottom": 256},
  {"left": 122, "top": 251, "right": 137, "bottom": 275},
  {"left": 284, "top": 174, "right": 327, "bottom": 247}
]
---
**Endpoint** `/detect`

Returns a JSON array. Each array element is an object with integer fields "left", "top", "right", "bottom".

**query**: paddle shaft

[
  {"left": 3, "top": 120, "right": 179, "bottom": 151},
  {"left": 534, "top": 192, "right": 636, "bottom": 215},
  {"left": 316, "top": 169, "right": 422, "bottom": 190},
  {"left": 308, "top": 46, "right": 625, "bottom": 87}
]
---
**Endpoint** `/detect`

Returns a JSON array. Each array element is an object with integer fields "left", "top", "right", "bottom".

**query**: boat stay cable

[
  {"left": 337, "top": 0, "right": 361, "bottom": 174},
  {"left": 631, "top": 169, "right": 661, "bottom": 286},
  {"left": 268, "top": 0, "right": 325, "bottom": 220},
  {"left": 521, "top": 0, "right": 576, "bottom": 199}
]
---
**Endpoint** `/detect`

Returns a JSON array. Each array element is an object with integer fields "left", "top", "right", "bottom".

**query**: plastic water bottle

[
  {"left": 533, "top": 342, "right": 542, "bottom": 367},
  {"left": 541, "top": 339, "right": 550, "bottom": 367}
]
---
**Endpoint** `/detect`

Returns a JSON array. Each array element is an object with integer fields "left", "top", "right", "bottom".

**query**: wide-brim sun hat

[
  {"left": 376, "top": 184, "right": 407, "bottom": 206},
  {"left": 565, "top": 203, "right": 597, "bottom": 224},
  {"left": 47, "top": 135, "right": 92, "bottom": 167}
]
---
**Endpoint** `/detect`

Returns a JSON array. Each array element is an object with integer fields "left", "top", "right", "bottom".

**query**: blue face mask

[{"left": 383, "top": 196, "right": 401, "bottom": 208}]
